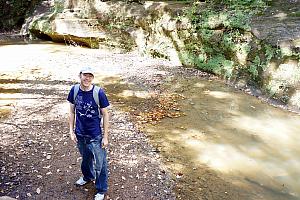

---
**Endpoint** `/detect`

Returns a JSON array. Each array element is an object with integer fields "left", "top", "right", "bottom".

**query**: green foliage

[
  {"left": 191, "top": 53, "right": 234, "bottom": 78},
  {"left": 221, "top": 31, "right": 240, "bottom": 51},
  {"left": 265, "top": 44, "right": 275, "bottom": 61},
  {"left": 248, "top": 56, "right": 260, "bottom": 79},
  {"left": 181, "top": 0, "right": 270, "bottom": 82},
  {"left": 222, "top": 59, "right": 234, "bottom": 78},
  {"left": 224, "top": 10, "right": 251, "bottom": 30},
  {"left": 53, "top": 0, "right": 65, "bottom": 13},
  {"left": 289, "top": 11, "right": 300, "bottom": 17},
  {"left": 206, "top": 55, "right": 233, "bottom": 77},
  {"left": 188, "top": 8, "right": 251, "bottom": 31},
  {"left": 206, "top": 0, "right": 267, "bottom": 11},
  {"left": 203, "top": 55, "right": 224, "bottom": 74}
]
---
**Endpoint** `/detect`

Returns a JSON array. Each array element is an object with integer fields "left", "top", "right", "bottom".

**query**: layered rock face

[
  {"left": 21, "top": 0, "right": 300, "bottom": 109},
  {"left": 21, "top": 0, "right": 190, "bottom": 64}
]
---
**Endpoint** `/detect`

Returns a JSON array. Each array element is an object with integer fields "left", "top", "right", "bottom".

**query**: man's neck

[{"left": 80, "top": 84, "right": 93, "bottom": 91}]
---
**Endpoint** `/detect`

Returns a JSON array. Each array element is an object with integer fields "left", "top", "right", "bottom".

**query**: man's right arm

[{"left": 69, "top": 103, "right": 77, "bottom": 142}]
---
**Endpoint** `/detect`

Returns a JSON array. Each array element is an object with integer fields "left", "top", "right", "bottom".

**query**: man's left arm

[{"left": 100, "top": 107, "right": 109, "bottom": 148}]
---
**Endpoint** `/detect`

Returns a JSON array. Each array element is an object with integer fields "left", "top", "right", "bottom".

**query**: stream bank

[{"left": 1, "top": 41, "right": 300, "bottom": 199}]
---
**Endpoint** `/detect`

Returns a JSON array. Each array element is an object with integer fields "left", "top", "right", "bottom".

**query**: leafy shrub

[{"left": 182, "top": 0, "right": 270, "bottom": 82}]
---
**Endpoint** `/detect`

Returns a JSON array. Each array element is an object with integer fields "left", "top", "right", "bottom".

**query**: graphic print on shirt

[{"left": 75, "top": 95, "right": 96, "bottom": 118}]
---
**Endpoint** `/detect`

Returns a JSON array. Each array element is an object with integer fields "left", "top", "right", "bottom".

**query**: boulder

[
  {"left": 250, "top": 0, "right": 300, "bottom": 107},
  {"left": 251, "top": 0, "right": 300, "bottom": 52}
]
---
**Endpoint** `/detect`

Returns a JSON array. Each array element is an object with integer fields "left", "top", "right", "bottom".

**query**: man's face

[{"left": 80, "top": 73, "right": 94, "bottom": 87}]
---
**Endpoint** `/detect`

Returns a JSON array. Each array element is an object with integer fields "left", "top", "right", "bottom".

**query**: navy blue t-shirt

[{"left": 67, "top": 85, "right": 110, "bottom": 138}]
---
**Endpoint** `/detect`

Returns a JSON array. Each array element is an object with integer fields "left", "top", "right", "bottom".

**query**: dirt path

[{"left": 0, "top": 43, "right": 177, "bottom": 199}]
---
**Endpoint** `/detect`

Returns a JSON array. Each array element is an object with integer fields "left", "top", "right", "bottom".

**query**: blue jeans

[{"left": 77, "top": 135, "right": 108, "bottom": 194}]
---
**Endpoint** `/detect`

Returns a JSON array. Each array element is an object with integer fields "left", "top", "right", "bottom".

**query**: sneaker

[
  {"left": 75, "top": 177, "right": 88, "bottom": 186},
  {"left": 94, "top": 193, "right": 105, "bottom": 200}
]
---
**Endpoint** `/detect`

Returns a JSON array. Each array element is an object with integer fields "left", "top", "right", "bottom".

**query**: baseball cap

[{"left": 80, "top": 66, "right": 95, "bottom": 76}]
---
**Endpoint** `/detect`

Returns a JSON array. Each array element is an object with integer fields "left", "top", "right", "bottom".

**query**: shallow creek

[{"left": 144, "top": 76, "right": 300, "bottom": 200}]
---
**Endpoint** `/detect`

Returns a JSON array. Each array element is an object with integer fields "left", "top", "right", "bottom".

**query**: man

[{"left": 67, "top": 66, "right": 110, "bottom": 200}]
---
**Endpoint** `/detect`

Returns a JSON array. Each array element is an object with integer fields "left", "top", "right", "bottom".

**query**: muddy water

[
  {"left": 1, "top": 41, "right": 300, "bottom": 200},
  {"left": 145, "top": 77, "right": 300, "bottom": 200}
]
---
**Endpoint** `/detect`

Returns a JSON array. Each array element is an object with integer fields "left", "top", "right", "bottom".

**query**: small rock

[{"left": 176, "top": 173, "right": 183, "bottom": 179}]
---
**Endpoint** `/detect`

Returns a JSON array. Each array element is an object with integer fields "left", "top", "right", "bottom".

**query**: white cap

[{"left": 80, "top": 66, "right": 95, "bottom": 76}]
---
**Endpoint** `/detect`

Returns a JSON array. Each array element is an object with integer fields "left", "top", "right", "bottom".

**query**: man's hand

[
  {"left": 70, "top": 130, "right": 77, "bottom": 143},
  {"left": 102, "top": 137, "right": 108, "bottom": 149}
]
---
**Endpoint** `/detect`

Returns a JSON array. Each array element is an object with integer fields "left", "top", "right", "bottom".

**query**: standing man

[{"left": 67, "top": 66, "right": 110, "bottom": 200}]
